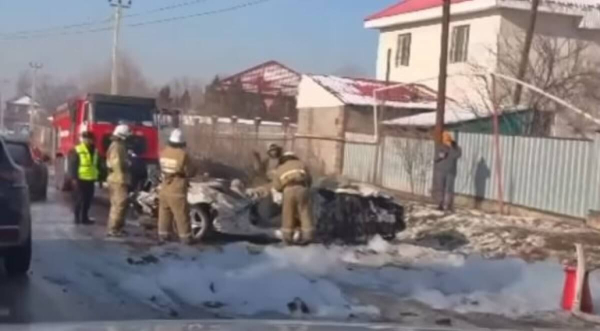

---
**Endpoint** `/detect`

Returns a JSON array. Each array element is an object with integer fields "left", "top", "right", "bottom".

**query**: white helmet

[
  {"left": 113, "top": 124, "right": 131, "bottom": 139},
  {"left": 169, "top": 129, "right": 185, "bottom": 144}
]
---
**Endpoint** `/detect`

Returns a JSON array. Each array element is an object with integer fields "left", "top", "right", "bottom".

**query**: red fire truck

[{"left": 51, "top": 93, "right": 159, "bottom": 190}]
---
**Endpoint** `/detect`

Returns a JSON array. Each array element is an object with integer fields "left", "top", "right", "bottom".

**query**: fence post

[
  {"left": 377, "top": 136, "right": 386, "bottom": 186},
  {"left": 586, "top": 134, "right": 600, "bottom": 218},
  {"left": 254, "top": 116, "right": 262, "bottom": 155},
  {"left": 282, "top": 116, "right": 290, "bottom": 151}
]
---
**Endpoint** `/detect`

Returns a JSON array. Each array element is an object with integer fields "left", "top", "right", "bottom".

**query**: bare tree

[
  {"left": 389, "top": 130, "right": 433, "bottom": 196},
  {"left": 468, "top": 33, "right": 600, "bottom": 137},
  {"left": 164, "top": 77, "right": 204, "bottom": 112},
  {"left": 15, "top": 71, "right": 31, "bottom": 97},
  {"left": 13, "top": 71, "right": 79, "bottom": 111},
  {"left": 82, "top": 53, "right": 154, "bottom": 97}
]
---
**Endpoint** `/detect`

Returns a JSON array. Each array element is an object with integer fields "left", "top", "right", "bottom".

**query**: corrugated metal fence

[{"left": 343, "top": 132, "right": 600, "bottom": 219}]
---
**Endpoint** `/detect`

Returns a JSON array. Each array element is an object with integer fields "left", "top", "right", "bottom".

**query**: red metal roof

[
  {"left": 365, "top": 0, "right": 473, "bottom": 21},
  {"left": 218, "top": 61, "right": 301, "bottom": 97}
]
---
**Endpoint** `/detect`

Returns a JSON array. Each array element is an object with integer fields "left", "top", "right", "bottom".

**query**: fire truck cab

[{"left": 52, "top": 93, "right": 159, "bottom": 190}]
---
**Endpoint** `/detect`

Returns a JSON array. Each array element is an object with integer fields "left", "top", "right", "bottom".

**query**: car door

[{"left": 4, "top": 142, "right": 36, "bottom": 196}]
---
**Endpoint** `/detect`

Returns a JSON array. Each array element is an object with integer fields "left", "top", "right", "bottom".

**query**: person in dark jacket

[
  {"left": 68, "top": 131, "right": 99, "bottom": 225},
  {"left": 433, "top": 132, "right": 462, "bottom": 211}
]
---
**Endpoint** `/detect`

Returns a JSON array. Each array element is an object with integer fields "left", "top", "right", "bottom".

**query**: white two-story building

[{"left": 365, "top": 0, "right": 600, "bottom": 135}]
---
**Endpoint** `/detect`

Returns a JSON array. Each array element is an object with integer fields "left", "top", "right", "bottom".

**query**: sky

[{"left": 0, "top": 0, "right": 397, "bottom": 96}]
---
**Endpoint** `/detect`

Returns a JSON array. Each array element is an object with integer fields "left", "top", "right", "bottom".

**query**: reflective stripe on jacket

[
  {"left": 272, "top": 158, "right": 311, "bottom": 192},
  {"left": 75, "top": 143, "right": 98, "bottom": 181},
  {"left": 159, "top": 146, "right": 194, "bottom": 196}
]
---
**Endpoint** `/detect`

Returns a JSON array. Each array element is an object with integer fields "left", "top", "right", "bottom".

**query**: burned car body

[{"left": 133, "top": 178, "right": 405, "bottom": 244}]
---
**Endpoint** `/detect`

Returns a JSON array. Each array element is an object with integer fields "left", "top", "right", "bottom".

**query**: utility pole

[
  {"left": 109, "top": 0, "right": 132, "bottom": 95},
  {"left": 513, "top": 0, "right": 540, "bottom": 106},
  {"left": 0, "top": 79, "right": 8, "bottom": 133},
  {"left": 29, "top": 62, "right": 43, "bottom": 131},
  {"left": 434, "top": 0, "right": 452, "bottom": 144}
]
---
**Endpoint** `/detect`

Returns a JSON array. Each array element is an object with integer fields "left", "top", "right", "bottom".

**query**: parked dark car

[
  {"left": 0, "top": 136, "right": 32, "bottom": 276},
  {"left": 4, "top": 137, "right": 49, "bottom": 201}
]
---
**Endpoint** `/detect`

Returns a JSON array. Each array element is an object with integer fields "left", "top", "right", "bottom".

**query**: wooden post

[
  {"left": 513, "top": 0, "right": 540, "bottom": 106},
  {"left": 434, "top": 0, "right": 452, "bottom": 145}
]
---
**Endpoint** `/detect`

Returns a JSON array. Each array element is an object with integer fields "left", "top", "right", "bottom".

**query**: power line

[
  {"left": 0, "top": 17, "right": 112, "bottom": 37},
  {"left": 124, "top": 0, "right": 212, "bottom": 19},
  {"left": 0, "top": 0, "right": 273, "bottom": 41},
  {"left": 0, "top": 0, "right": 215, "bottom": 38},
  {"left": 0, "top": 26, "right": 113, "bottom": 41},
  {"left": 127, "top": 0, "right": 271, "bottom": 27}
]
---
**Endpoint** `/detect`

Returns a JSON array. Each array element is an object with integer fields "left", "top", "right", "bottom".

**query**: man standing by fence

[{"left": 433, "top": 132, "right": 462, "bottom": 211}]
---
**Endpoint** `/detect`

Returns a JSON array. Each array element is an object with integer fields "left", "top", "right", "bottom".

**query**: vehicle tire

[
  {"left": 4, "top": 235, "right": 32, "bottom": 277},
  {"left": 190, "top": 205, "right": 212, "bottom": 241}
]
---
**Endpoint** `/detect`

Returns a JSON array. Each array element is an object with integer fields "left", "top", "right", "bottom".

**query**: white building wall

[{"left": 375, "top": 10, "right": 501, "bottom": 112}]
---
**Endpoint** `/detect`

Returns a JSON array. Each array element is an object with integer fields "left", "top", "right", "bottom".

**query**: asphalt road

[{"left": 0, "top": 187, "right": 174, "bottom": 324}]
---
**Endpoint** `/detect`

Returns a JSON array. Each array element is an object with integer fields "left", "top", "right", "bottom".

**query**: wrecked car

[{"left": 132, "top": 177, "right": 405, "bottom": 244}]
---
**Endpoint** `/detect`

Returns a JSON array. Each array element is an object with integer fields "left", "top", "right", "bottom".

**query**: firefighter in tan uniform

[
  {"left": 106, "top": 124, "right": 132, "bottom": 237},
  {"left": 272, "top": 152, "right": 314, "bottom": 245},
  {"left": 158, "top": 129, "right": 195, "bottom": 245}
]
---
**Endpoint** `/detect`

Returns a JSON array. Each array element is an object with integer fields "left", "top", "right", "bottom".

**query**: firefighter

[
  {"left": 433, "top": 131, "right": 462, "bottom": 211},
  {"left": 266, "top": 143, "right": 283, "bottom": 180},
  {"left": 251, "top": 143, "right": 283, "bottom": 185},
  {"left": 272, "top": 151, "right": 313, "bottom": 245},
  {"left": 158, "top": 129, "right": 195, "bottom": 245},
  {"left": 106, "top": 124, "right": 132, "bottom": 237},
  {"left": 68, "top": 131, "right": 98, "bottom": 225}
]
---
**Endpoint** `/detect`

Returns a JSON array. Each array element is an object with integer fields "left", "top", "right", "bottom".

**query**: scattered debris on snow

[
  {"left": 113, "top": 236, "right": 600, "bottom": 321},
  {"left": 400, "top": 203, "right": 600, "bottom": 267}
]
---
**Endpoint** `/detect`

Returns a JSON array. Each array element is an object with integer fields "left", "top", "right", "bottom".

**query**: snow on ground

[
  {"left": 400, "top": 203, "right": 600, "bottom": 266},
  {"left": 113, "top": 236, "right": 600, "bottom": 321},
  {"left": 32, "top": 190, "right": 600, "bottom": 325}
]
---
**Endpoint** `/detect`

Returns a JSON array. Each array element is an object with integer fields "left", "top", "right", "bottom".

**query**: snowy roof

[
  {"left": 181, "top": 115, "right": 296, "bottom": 127},
  {"left": 308, "top": 75, "right": 438, "bottom": 109},
  {"left": 366, "top": 0, "right": 600, "bottom": 29},
  {"left": 218, "top": 61, "right": 301, "bottom": 97},
  {"left": 383, "top": 108, "right": 478, "bottom": 127},
  {"left": 7, "top": 95, "right": 40, "bottom": 107}
]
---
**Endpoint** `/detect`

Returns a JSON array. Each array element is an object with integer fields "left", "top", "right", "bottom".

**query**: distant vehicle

[
  {"left": 3, "top": 136, "right": 49, "bottom": 201},
  {"left": 0, "top": 136, "right": 32, "bottom": 276},
  {"left": 51, "top": 93, "right": 159, "bottom": 190}
]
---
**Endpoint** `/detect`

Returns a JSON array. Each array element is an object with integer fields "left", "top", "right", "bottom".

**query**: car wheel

[
  {"left": 4, "top": 235, "right": 32, "bottom": 277},
  {"left": 190, "top": 205, "right": 212, "bottom": 241}
]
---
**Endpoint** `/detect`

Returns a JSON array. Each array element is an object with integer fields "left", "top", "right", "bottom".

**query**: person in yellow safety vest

[
  {"left": 68, "top": 131, "right": 98, "bottom": 225},
  {"left": 158, "top": 129, "right": 195, "bottom": 245},
  {"left": 272, "top": 151, "right": 314, "bottom": 245},
  {"left": 106, "top": 124, "right": 132, "bottom": 237}
]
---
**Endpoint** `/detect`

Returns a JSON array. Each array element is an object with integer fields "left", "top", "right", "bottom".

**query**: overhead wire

[
  {"left": 0, "top": 0, "right": 218, "bottom": 39},
  {"left": 127, "top": 0, "right": 271, "bottom": 27}
]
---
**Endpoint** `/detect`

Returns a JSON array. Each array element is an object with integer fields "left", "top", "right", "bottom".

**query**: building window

[
  {"left": 395, "top": 33, "right": 412, "bottom": 67},
  {"left": 450, "top": 25, "right": 470, "bottom": 63}
]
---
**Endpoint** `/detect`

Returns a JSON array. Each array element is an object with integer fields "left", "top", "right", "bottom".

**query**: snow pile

[
  {"left": 115, "top": 236, "right": 598, "bottom": 319},
  {"left": 118, "top": 243, "right": 380, "bottom": 319}
]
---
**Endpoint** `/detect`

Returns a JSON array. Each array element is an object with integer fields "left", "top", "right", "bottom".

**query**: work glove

[
  {"left": 245, "top": 188, "right": 260, "bottom": 200},
  {"left": 271, "top": 189, "right": 283, "bottom": 205}
]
